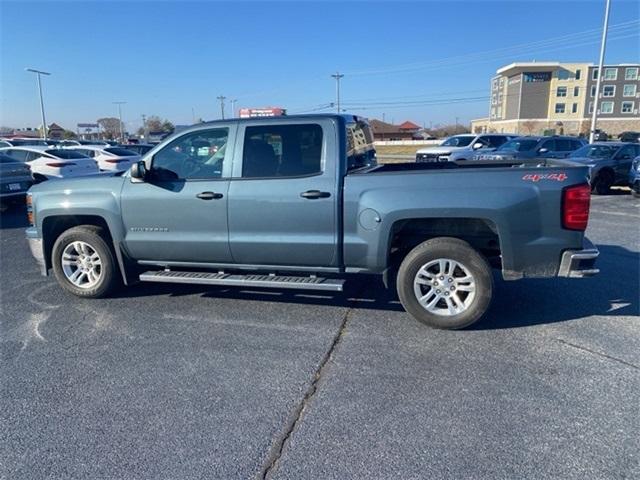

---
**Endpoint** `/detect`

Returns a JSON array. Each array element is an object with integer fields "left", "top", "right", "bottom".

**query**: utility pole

[
  {"left": 113, "top": 101, "right": 126, "bottom": 142},
  {"left": 25, "top": 68, "right": 51, "bottom": 140},
  {"left": 141, "top": 114, "right": 147, "bottom": 139},
  {"left": 590, "top": 0, "right": 611, "bottom": 144},
  {"left": 217, "top": 95, "right": 226, "bottom": 119},
  {"left": 331, "top": 72, "right": 344, "bottom": 113},
  {"left": 455, "top": 116, "right": 459, "bottom": 134},
  {"left": 191, "top": 107, "right": 196, "bottom": 124}
]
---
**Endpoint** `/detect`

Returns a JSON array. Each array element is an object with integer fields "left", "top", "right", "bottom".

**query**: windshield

[
  {"left": 441, "top": 135, "right": 475, "bottom": 147},
  {"left": 104, "top": 147, "right": 137, "bottom": 157},
  {"left": 570, "top": 144, "right": 617, "bottom": 159},
  {"left": 46, "top": 149, "right": 91, "bottom": 159},
  {"left": 497, "top": 139, "right": 539, "bottom": 152},
  {"left": 10, "top": 139, "right": 49, "bottom": 146}
]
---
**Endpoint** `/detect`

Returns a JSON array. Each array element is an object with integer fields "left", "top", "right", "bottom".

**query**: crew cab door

[
  {"left": 120, "top": 125, "right": 236, "bottom": 263},
  {"left": 227, "top": 119, "right": 339, "bottom": 267}
]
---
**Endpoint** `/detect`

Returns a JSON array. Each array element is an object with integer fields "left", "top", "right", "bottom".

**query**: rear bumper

[
  {"left": 26, "top": 227, "right": 47, "bottom": 276},
  {"left": 558, "top": 237, "right": 599, "bottom": 278}
]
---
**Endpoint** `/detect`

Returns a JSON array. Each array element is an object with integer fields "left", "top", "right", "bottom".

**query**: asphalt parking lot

[{"left": 1, "top": 193, "right": 638, "bottom": 480}]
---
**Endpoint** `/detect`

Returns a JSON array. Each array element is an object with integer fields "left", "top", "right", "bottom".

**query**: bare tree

[
  {"left": 521, "top": 120, "right": 537, "bottom": 135},
  {"left": 97, "top": 117, "right": 121, "bottom": 140}
]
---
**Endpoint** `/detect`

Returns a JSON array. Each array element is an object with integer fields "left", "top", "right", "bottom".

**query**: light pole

[
  {"left": 217, "top": 95, "right": 226, "bottom": 119},
  {"left": 331, "top": 72, "right": 344, "bottom": 113},
  {"left": 113, "top": 101, "right": 126, "bottom": 142},
  {"left": 25, "top": 68, "right": 51, "bottom": 140},
  {"left": 230, "top": 99, "right": 238, "bottom": 118},
  {"left": 590, "top": 0, "right": 611, "bottom": 144}
]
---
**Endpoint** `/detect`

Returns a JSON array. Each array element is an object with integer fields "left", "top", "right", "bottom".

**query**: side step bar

[{"left": 139, "top": 270, "right": 345, "bottom": 292}]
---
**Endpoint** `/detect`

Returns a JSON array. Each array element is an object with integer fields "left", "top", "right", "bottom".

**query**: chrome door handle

[
  {"left": 196, "top": 191, "right": 223, "bottom": 200},
  {"left": 300, "top": 190, "right": 331, "bottom": 199}
]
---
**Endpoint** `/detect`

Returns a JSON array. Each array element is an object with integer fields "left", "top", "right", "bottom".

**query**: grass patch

[{"left": 375, "top": 144, "right": 435, "bottom": 156}]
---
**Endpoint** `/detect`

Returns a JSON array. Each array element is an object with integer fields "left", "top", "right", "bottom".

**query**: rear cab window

[{"left": 346, "top": 120, "right": 377, "bottom": 171}]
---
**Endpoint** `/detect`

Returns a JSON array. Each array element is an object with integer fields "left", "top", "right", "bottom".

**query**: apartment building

[{"left": 472, "top": 62, "right": 640, "bottom": 137}]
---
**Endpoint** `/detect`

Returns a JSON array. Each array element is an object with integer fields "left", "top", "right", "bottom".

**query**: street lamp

[
  {"left": 113, "top": 101, "right": 126, "bottom": 142},
  {"left": 25, "top": 68, "right": 51, "bottom": 140}
]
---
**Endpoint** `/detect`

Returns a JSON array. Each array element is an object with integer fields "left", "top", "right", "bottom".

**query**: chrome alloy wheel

[
  {"left": 61, "top": 241, "right": 102, "bottom": 289},
  {"left": 413, "top": 258, "right": 476, "bottom": 316}
]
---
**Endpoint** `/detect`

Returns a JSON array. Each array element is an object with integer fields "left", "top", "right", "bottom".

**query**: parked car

[
  {"left": 0, "top": 138, "right": 50, "bottom": 148},
  {"left": 25, "top": 115, "right": 599, "bottom": 330},
  {"left": 64, "top": 146, "right": 141, "bottom": 172},
  {"left": 568, "top": 142, "right": 640, "bottom": 194},
  {"left": 0, "top": 153, "right": 33, "bottom": 207},
  {"left": 117, "top": 143, "right": 155, "bottom": 156},
  {"left": 475, "top": 136, "right": 586, "bottom": 161},
  {"left": 630, "top": 156, "right": 640, "bottom": 198},
  {"left": 58, "top": 140, "right": 111, "bottom": 147},
  {"left": 416, "top": 133, "right": 516, "bottom": 162},
  {"left": 0, "top": 146, "right": 99, "bottom": 181},
  {"left": 619, "top": 131, "right": 640, "bottom": 143}
]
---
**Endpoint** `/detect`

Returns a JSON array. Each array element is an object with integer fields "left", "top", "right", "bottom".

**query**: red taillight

[
  {"left": 562, "top": 183, "right": 591, "bottom": 231},
  {"left": 46, "top": 162, "right": 76, "bottom": 167}
]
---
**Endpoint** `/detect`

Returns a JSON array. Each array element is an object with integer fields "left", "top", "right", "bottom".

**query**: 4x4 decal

[{"left": 523, "top": 173, "right": 568, "bottom": 182}]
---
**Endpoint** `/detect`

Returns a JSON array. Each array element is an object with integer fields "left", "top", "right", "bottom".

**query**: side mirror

[
  {"left": 472, "top": 142, "right": 484, "bottom": 150},
  {"left": 130, "top": 161, "right": 147, "bottom": 179},
  {"left": 538, "top": 147, "right": 549, "bottom": 155}
]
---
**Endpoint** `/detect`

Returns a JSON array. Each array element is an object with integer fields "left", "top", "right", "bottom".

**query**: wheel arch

[{"left": 41, "top": 214, "right": 130, "bottom": 284}]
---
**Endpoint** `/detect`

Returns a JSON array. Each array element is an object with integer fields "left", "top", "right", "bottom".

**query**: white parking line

[{"left": 592, "top": 210, "right": 640, "bottom": 218}]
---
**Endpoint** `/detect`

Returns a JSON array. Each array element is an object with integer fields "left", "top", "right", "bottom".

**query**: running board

[{"left": 139, "top": 270, "right": 344, "bottom": 292}]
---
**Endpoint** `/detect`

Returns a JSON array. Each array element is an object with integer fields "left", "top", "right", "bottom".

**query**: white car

[
  {"left": 0, "top": 138, "right": 51, "bottom": 148},
  {"left": 64, "top": 146, "right": 140, "bottom": 172},
  {"left": 0, "top": 146, "right": 99, "bottom": 181}
]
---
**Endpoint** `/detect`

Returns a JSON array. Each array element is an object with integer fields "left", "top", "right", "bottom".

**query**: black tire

[
  {"left": 51, "top": 225, "right": 120, "bottom": 298},
  {"left": 396, "top": 237, "right": 493, "bottom": 329},
  {"left": 633, "top": 183, "right": 640, "bottom": 198},
  {"left": 592, "top": 171, "right": 613, "bottom": 195}
]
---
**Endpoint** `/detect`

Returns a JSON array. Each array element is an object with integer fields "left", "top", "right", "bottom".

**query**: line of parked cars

[
  {"left": 0, "top": 137, "right": 157, "bottom": 209},
  {"left": 416, "top": 133, "right": 640, "bottom": 196}
]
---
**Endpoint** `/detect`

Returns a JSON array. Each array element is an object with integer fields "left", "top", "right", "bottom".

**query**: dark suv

[
  {"left": 474, "top": 136, "right": 586, "bottom": 161},
  {"left": 568, "top": 142, "right": 640, "bottom": 194}
]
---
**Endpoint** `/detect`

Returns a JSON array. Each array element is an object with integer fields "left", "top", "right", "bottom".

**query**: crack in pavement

[
  {"left": 258, "top": 301, "right": 357, "bottom": 480},
  {"left": 558, "top": 339, "right": 639, "bottom": 370}
]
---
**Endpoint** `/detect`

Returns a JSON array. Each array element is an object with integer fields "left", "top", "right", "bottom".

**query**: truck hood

[
  {"left": 29, "top": 172, "right": 123, "bottom": 195},
  {"left": 566, "top": 156, "right": 605, "bottom": 165}
]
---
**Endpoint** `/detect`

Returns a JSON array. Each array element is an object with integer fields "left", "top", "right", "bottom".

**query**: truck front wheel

[
  {"left": 397, "top": 237, "right": 493, "bottom": 329},
  {"left": 51, "top": 225, "right": 120, "bottom": 298}
]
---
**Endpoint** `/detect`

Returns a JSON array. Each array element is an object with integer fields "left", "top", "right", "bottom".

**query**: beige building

[{"left": 472, "top": 62, "right": 640, "bottom": 137}]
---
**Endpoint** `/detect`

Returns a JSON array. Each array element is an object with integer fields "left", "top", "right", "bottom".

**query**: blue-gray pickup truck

[{"left": 25, "top": 115, "right": 599, "bottom": 329}]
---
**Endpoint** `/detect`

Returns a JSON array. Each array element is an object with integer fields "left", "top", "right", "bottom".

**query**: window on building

[
  {"left": 557, "top": 70, "right": 571, "bottom": 80},
  {"left": 625, "top": 67, "right": 639, "bottom": 80},
  {"left": 555, "top": 103, "right": 566, "bottom": 114},
  {"left": 603, "top": 68, "right": 617, "bottom": 80},
  {"left": 572, "top": 103, "right": 578, "bottom": 113},
  {"left": 573, "top": 86, "right": 580, "bottom": 96},
  {"left": 588, "top": 102, "right": 594, "bottom": 114},
  {"left": 621, "top": 101, "right": 634, "bottom": 114},
  {"left": 623, "top": 84, "right": 637, "bottom": 97},
  {"left": 592, "top": 68, "right": 599, "bottom": 80},
  {"left": 575, "top": 69, "right": 581, "bottom": 80},
  {"left": 600, "top": 101, "right": 614, "bottom": 114},
  {"left": 556, "top": 86, "right": 567, "bottom": 97},
  {"left": 602, "top": 85, "right": 615, "bottom": 97},
  {"left": 590, "top": 85, "right": 596, "bottom": 97}
]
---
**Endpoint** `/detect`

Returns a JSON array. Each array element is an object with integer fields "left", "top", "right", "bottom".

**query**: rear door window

[
  {"left": 540, "top": 139, "right": 556, "bottom": 151},
  {"left": 6, "top": 149, "right": 29, "bottom": 161},
  {"left": 242, "top": 123, "right": 323, "bottom": 178},
  {"left": 555, "top": 139, "right": 572, "bottom": 152}
]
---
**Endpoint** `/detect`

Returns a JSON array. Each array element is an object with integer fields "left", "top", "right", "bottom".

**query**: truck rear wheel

[
  {"left": 397, "top": 237, "right": 493, "bottom": 329},
  {"left": 51, "top": 225, "right": 120, "bottom": 298}
]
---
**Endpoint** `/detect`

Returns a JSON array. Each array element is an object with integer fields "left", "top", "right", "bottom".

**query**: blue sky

[{"left": 1, "top": 0, "right": 639, "bottom": 131}]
